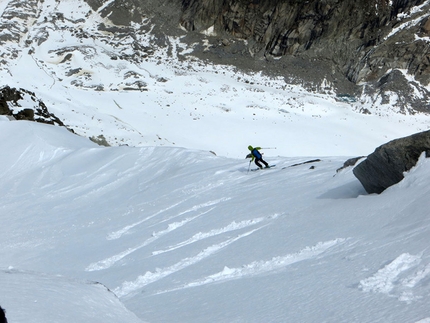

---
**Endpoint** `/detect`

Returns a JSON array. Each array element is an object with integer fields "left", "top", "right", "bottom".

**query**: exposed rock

[
  {"left": 423, "top": 16, "right": 430, "bottom": 34},
  {"left": 89, "top": 134, "right": 111, "bottom": 147},
  {"left": 15, "top": 108, "right": 35, "bottom": 121},
  {"left": 0, "top": 86, "right": 71, "bottom": 129},
  {"left": 179, "top": 0, "right": 428, "bottom": 81},
  {"left": 78, "top": 0, "right": 430, "bottom": 110},
  {"left": 353, "top": 130, "right": 430, "bottom": 194},
  {"left": 371, "top": 69, "right": 430, "bottom": 114},
  {"left": 286, "top": 159, "right": 321, "bottom": 168},
  {"left": 176, "top": 0, "right": 430, "bottom": 111},
  {"left": 85, "top": 0, "right": 182, "bottom": 35},
  {"left": 336, "top": 156, "right": 365, "bottom": 173}
]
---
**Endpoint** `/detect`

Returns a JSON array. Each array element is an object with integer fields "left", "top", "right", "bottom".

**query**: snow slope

[{"left": 1, "top": 118, "right": 430, "bottom": 322}]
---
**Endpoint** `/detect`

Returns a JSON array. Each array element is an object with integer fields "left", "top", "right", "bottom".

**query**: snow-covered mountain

[
  {"left": 1, "top": 0, "right": 430, "bottom": 158},
  {"left": 1, "top": 0, "right": 430, "bottom": 322}
]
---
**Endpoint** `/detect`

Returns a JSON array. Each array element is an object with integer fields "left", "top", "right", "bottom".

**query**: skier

[{"left": 247, "top": 145, "right": 270, "bottom": 169}]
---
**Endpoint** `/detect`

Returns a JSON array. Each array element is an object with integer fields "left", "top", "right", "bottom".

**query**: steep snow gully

[{"left": 1, "top": 119, "right": 430, "bottom": 323}]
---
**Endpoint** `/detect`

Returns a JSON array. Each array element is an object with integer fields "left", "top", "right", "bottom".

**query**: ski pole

[
  {"left": 262, "top": 147, "right": 277, "bottom": 149},
  {"left": 247, "top": 160, "right": 252, "bottom": 173}
]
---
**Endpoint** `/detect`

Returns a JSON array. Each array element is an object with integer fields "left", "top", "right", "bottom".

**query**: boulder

[{"left": 353, "top": 130, "right": 430, "bottom": 194}]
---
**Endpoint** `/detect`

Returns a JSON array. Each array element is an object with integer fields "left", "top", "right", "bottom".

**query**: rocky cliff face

[{"left": 178, "top": 0, "right": 430, "bottom": 112}]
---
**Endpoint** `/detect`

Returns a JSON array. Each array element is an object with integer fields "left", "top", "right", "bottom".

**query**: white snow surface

[
  {"left": 1, "top": 0, "right": 430, "bottom": 322},
  {"left": 1, "top": 120, "right": 430, "bottom": 323}
]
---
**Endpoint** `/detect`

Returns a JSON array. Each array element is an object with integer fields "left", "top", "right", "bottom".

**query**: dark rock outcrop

[
  {"left": 0, "top": 305, "right": 7, "bottom": 323},
  {"left": 0, "top": 86, "right": 70, "bottom": 129},
  {"left": 353, "top": 130, "right": 430, "bottom": 194},
  {"left": 336, "top": 156, "right": 365, "bottom": 173},
  {"left": 180, "top": 0, "right": 430, "bottom": 112},
  {"left": 179, "top": 0, "right": 429, "bottom": 83}
]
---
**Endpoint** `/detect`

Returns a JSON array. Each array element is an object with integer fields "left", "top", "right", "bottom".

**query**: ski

[{"left": 251, "top": 165, "right": 276, "bottom": 171}]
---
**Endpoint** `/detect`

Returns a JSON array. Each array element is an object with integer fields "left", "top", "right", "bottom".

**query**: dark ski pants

[{"left": 255, "top": 158, "right": 269, "bottom": 169}]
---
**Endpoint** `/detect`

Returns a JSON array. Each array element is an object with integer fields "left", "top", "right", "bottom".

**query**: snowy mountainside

[
  {"left": 1, "top": 118, "right": 430, "bottom": 323},
  {"left": 0, "top": 0, "right": 430, "bottom": 158},
  {"left": 1, "top": 0, "right": 430, "bottom": 321}
]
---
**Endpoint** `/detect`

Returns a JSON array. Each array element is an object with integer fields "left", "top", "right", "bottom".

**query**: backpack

[{"left": 252, "top": 148, "right": 262, "bottom": 159}]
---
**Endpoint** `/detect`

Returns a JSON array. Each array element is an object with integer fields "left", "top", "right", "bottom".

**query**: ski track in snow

[
  {"left": 154, "top": 197, "right": 231, "bottom": 226},
  {"left": 107, "top": 197, "right": 230, "bottom": 240},
  {"left": 86, "top": 208, "right": 215, "bottom": 271},
  {"left": 152, "top": 213, "right": 282, "bottom": 256},
  {"left": 155, "top": 238, "right": 346, "bottom": 295},
  {"left": 359, "top": 253, "right": 430, "bottom": 303},
  {"left": 113, "top": 228, "right": 263, "bottom": 298},
  {"left": 107, "top": 201, "right": 185, "bottom": 240},
  {"left": 87, "top": 211, "right": 280, "bottom": 272}
]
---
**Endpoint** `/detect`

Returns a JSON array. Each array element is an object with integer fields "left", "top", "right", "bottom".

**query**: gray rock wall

[
  {"left": 353, "top": 130, "right": 430, "bottom": 194},
  {"left": 180, "top": 0, "right": 429, "bottom": 85}
]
